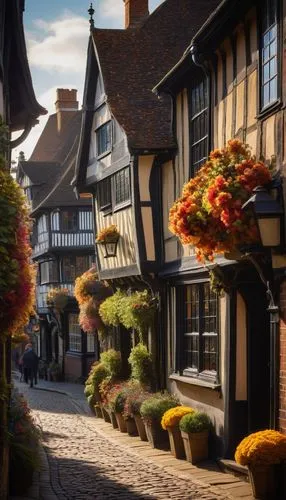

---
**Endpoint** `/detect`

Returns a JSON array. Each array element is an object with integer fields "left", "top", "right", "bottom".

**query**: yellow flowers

[
  {"left": 161, "top": 406, "right": 194, "bottom": 430},
  {"left": 235, "top": 430, "right": 286, "bottom": 466}
]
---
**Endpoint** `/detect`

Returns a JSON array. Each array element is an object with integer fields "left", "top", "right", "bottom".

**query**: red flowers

[{"left": 169, "top": 140, "right": 272, "bottom": 262}]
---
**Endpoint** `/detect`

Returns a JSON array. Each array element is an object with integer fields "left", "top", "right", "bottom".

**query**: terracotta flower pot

[
  {"left": 125, "top": 417, "right": 138, "bottom": 436},
  {"left": 144, "top": 420, "right": 169, "bottom": 449},
  {"left": 100, "top": 404, "right": 111, "bottom": 423},
  {"left": 181, "top": 430, "right": 208, "bottom": 464},
  {"left": 94, "top": 405, "right": 103, "bottom": 418},
  {"left": 167, "top": 426, "right": 186, "bottom": 459},
  {"left": 248, "top": 464, "right": 277, "bottom": 499},
  {"left": 109, "top": 410, "right": 118, "bottom": 429},
  {"left": 115, "top": 412, "right": 127, "bottom": 432},
  {"left": 134, "top": 414, "right": 148, "bottom": 441}
]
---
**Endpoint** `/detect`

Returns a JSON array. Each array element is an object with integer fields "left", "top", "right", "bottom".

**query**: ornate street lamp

[
  {"left": 242, "top": 185, "right": 283, "bottom": 248},
  {"left": 97, "top": 237, "right": 119, "bottom": 258}
]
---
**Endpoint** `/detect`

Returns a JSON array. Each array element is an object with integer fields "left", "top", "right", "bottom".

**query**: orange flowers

[{"left": 169, "top": 140, "right": 272, "bottom": 262}]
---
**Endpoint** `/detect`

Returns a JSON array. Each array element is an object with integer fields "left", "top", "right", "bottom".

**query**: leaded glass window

[{"left": 261, "top": 0, "right": 278, "bottom": 109}]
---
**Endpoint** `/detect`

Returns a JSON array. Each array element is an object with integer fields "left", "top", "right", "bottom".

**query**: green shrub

[
  {"left": 179, "top": 411, "right": 212, "bottom": 434},
  {"left": 84, "top": 361, "right": 110, "bottom": 405},
  {"left": 100, "top": 349, "right": 121, "bottom": 378},
  {"left": 140, "top": 392, "right": 179, "bottom": 423},
  {"left": 128, "top": 343, "right": 153, "bottom": 385}
]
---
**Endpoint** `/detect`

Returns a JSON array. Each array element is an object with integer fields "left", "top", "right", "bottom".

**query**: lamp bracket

[{"left": 242, "top": 253, "right": 277, "bottom": 309}]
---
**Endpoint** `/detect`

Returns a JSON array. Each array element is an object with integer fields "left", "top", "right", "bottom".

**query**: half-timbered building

[
  {"left": 154, "top": 0, "right": 286, "bottom": 457},
  {"left": 17, "top": 89, "right": 96, "bottom": 382},
  {"left": 73, "top": 0, "right": 221, "bottom": 382}
]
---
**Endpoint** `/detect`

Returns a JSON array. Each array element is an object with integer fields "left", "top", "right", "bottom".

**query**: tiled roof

[
  {"left": 30, "top": 111, "right": 81, "bottom": 163},
  {"left": 18, "top": 107, "right": 91, "bottom": 213},
  {"left": 92, "top": 0, "right": 221, "bottom": 150}
]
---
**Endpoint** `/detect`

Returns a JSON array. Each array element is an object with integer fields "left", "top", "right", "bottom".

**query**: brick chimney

[
  {"left": 55, "top": 88, "right": 78, "bottom": 133},
  {"left": 124, "top": 0, "right": 149, "bottom": 29}
]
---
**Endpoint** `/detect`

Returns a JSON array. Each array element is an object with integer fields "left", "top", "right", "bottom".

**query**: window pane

[
  {"left": 190, "top": 77, "right": 208, "bottom": 176},
  {"left": 261, "top": 1, "right": 278, "bottom": 109},
  {"left": 202, "top": 284, "right": 218, "bottom": 372},
  {"left": 62, "top": 256, "right": 76, "bottom": 282},
  {"left": 69, "top": 314, "right": 82, "bottom": 352},
  {"left": 62, "top": 211, "right": 77, "bottom": 231},
  {"left": 86, "top": 334, "right": 95, "bottom": 353},
  {"left": 96, "top": 122, "right": 112, "bottom": 157},
  {"left": 114, "top": 167, "right": 131, "bottom": 206},
  {"left": 40, "top": 261, "right": 58, "bottom": 284},
  {"left": 98, "top": 177, "right": 111, "bottom": 210},
  {"left": 269, "top": 76, "right": 277, "bottom": 102}
]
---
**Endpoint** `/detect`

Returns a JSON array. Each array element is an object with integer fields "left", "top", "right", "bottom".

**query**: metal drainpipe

[{"left": 268, "top": 302, "right": 280, "bottom": 429}]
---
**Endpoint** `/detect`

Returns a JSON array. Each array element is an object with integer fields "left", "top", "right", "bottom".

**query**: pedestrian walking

[{"left": 21, "top": 344, "right": 39, "bottom": 388}]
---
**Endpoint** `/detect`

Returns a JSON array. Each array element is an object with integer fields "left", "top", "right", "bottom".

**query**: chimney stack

[
  {"left": 124, "top": 0, "right": 149, "bottom": 29},
  {"left": 55, "top": 88, "right": 78, "bottom": 133}
]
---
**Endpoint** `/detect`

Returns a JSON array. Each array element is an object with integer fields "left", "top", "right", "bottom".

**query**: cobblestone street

[{"left": 14, "top": 380, "right": 252, "bottom": 500}]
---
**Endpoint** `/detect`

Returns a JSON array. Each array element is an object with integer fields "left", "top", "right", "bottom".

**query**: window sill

[
  {"left": 113, "top": 200, "right": 132, "bottom": 213},
  {"left": 169, "top": 373, "right": 221, "bottom": 391},
  {"left": 256, "top": 99, "right": 282, "bottom": 120},
  {"left": 96, "top": 150, "right": 112, "bottom": 161},
  {"left": 66, "top": 351, "right": 82, "bottom": 356}
]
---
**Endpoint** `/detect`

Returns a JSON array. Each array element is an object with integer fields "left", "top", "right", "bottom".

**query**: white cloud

[
  {"left": 11, "top": 85, "right": 83, "bottom": 162},
  {"left": 27, "top": 14, "right": 89, "bottom": 73},
  {"left": 99, "top": 0, "right": 124, "bottom": 22}
]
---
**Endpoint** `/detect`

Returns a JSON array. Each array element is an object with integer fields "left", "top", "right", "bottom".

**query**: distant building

[{"left": 17, "top": 89, "right": 96, "bottom": 382}]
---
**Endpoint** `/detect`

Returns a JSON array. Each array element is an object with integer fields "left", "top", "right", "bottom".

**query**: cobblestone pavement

[{"left": 16, "top": 381, "right": 231, "bottom": 500}]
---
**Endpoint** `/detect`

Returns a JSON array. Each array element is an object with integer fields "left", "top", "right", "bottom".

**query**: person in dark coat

[{"left": 22, "top": 345, "right": 39, "bottom": 388}]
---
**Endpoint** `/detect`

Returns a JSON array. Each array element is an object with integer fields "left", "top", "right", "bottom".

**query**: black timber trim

[
  {"left": 132, "top": 155, "right": 146, "bottom": 265},
  {"left": 73, "top": 37, "right": 98, "bottom": 189},
  {"left": 98, "top": 264, "right": 140, "bottom": 280},
  {"left": 223, "top": 289, "right": 237, "bottom": 458},
  {"left": 149, "top": 156, "right": 164, "bottom": 270}
]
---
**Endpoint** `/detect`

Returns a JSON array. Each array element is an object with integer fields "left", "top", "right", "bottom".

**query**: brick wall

[{"left": 279, "top": 281, "right": 286, "bottom": 433}]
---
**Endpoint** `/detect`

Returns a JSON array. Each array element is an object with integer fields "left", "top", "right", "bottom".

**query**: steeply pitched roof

[
  {"left": 91, "top": 0, "right": 221, "bottom": 151},
  {"left": 7, "top": 0, "right": 47, "bottom": 131},
  {"left": 17, "top": 105, "right": 91, "bottom": 213},
  {"left": 30, "top": 111, "right": 82, "bottom": 163}
]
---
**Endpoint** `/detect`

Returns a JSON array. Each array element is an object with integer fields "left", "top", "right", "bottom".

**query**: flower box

[
  {"left": 167, "top": 426, "right": 185, "bottom": 459},
  {"left": 181, "top": 430, "right": 209, "bottom": 464},
  {"left": 134, "top": 415, "right": 148, "bottom": 441},
  {"left": 115, "top": 412, "right": 127, "bottom": 433},
  {"left": 125, "top": 417, "right": 138, "bottom": 437}
]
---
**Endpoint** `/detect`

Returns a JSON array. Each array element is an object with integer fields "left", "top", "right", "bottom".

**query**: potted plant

[
  {"left": 140, "top": 393, "right": 179, "bottom": 449},
  {"left": 169, "top": 139, "right": 272, "bottom": 263},
  {"left": 98, "top": 377, "right": 113, "bottom": 424},
  {"left": 84, "top": 361, "right": 110, "bottom": 416},
  {"left": 235, "top": 429, "right": 286, "bottom": 499},
  {"left": 106, "top": 382, "right": 129, "bottom": 432},
  {"left": 123, "top": 382, "right": 151, "bottom": 441},
  {"left": 161, "top": 406, "right": 194, "bottom": 459},
  {"left": 179, "top": 411, "right": 211, "bottom": 464},
  {"left": 48, "top": 360, "right": 61, "bottom": 381}
]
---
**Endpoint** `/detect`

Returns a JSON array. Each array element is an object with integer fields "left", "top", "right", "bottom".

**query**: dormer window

[
  {"left": 96, "top": 121, "right": 112, "bottom": 158},
  {"left": 61, "top": 210, "right": 77, "bottom": 232}
]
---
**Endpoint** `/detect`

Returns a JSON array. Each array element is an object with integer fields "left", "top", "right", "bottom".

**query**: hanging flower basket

[
  {"left": 46, "top": 287, "right": 70, "bottom": 311},
  {"left": 169, "top": 140, "right": 272, "bottom": 263}
]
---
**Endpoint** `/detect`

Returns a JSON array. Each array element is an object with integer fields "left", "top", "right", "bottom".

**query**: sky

[{"left": 12, "top": 0, "right": 163, "bottom": 162}]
